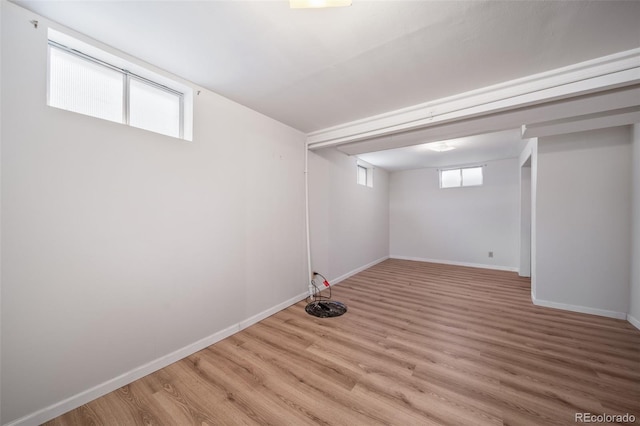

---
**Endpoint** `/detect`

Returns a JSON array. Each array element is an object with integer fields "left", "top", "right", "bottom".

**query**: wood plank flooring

[{"left": 46, "top": 259, "right": 640, "bottom": 425}]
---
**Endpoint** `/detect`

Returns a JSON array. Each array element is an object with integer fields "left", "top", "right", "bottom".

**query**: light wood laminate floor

[{"left": 46, "top": 259, "right": 640, "bottom": 425}]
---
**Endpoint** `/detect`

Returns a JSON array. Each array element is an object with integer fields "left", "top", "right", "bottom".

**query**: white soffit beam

[
  {"left": 338, "top": 86, "right": 640, "bottom": 156},
  {"left": 308, "top": 48, "right": 640, "bottom": 150},
  {"left": 521, "top": 106, "right": 640, "bottom": 139}
]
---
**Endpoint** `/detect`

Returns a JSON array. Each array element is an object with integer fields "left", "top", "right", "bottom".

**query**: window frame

[
  {"left": 439, "top": 166, "right": 484, "bottom": 189},
  {"left": 47, "top": 39, "right": 185, "bottom": 139}
]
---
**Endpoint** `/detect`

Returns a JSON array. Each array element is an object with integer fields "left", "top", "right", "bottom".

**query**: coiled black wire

[{"left": 307, "top": 271, "right": 332, "bottom": 302}]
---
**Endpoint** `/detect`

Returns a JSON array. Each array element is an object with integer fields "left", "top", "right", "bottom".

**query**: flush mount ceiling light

[
  {"left": 427, "top": 142, "right": 456, "bottom": 152},
  {"left": 290, "top": 0, "right": 352, "bottom": 8}
]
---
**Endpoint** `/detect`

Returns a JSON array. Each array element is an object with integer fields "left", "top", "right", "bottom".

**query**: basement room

[{"left": 1, "top": 0, "right": 639, "bottom": 425}]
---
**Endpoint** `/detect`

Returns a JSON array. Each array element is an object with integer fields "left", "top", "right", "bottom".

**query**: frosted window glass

[
  {"left": 357, "top": 165, "right": 367, "bottom": 186},
  {"left": 462, "top": 167, "right": 483, "bottom": 186},
  {"left": 129, "top": 78, "right": 181, "bottom": 138},
  {"left": 48, "top": 46, "right": 123, "bottom": 123},
  {"left": 440, "top": 169, "right": 461, "bottom": 188}
]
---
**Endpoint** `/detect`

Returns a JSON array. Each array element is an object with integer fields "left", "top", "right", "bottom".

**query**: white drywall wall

[
  {"left": 630, "top": 123, "right": 640, "bottom": 327},
  {"left": 536, "top": 126, "right": 631, "bottom": 318},
  {"left": 519, "top": 164, "right": 532, "bottom": 277},
  {"left": 308, "top": 148, "right": 389, "bottom": 284},
  {"left": 1, "top": 3, "right": 306, "bottom": 424},
  {"left": 519, "top": 138, "right": 538, "bottom": 299},
  {"left": 389, "top": 158, "right": 520, "bottom": 270}
]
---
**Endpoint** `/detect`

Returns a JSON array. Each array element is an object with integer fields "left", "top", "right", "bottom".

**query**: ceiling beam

[
  {"left": 337, "top": 86, "right": 640, "bottom": 156},
  {"left": 307, "top": 48, "right": 640, "bottom": 150},
  {"left": 521, "top": 106, "right": 640, "bottom": 139}
]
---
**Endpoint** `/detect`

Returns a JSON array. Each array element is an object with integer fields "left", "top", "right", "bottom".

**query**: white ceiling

[
  {"left": 356, "top": 129, "right": 527, "bottom": 171},
  {"left": 14, "top": 0, "right": 640, "bottom": 135}
]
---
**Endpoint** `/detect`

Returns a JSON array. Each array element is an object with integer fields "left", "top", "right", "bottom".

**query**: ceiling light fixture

[
  {"left": 427, "top": 142, "right": 456, "bottom": 152},
  {"left": 290, "top": 0, "right": 352, "bottom": 8}
]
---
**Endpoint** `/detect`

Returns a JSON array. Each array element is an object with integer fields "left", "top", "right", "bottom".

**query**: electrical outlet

[{"left": 488, "top": 251, "right": 494, "bottom": 258}]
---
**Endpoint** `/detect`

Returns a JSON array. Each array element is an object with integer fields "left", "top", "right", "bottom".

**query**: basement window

[
  {"left": 440, "top": 166, "right": 483, "bottom": 188},
  {"left": 47, "top": 29, "right": 192, "bottom": 140},
  {"left": 357, "top": 165, "right": 367, "bottom": 185},
  {"left": 356, "top": 162, "right": 373, "bottom": 187}
]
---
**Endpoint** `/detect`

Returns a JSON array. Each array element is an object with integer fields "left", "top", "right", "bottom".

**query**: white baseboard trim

[
  {"left": 627, "top": 314, "right": 640, "bottom": 330},
  {"left": 237, "top": 292, "right": 308, "bottom": 329},
  {"left": 6, "top": 291, "right": 309, "bottom": 426},
  {"left": 390, "top": 255, "right": 519, "bottom": 273},
  {"left": 532, "top": 295, "right": 627, "bottom": 320},
  {"left": 327, "top": 256, "right": 389, "bottom": 286}
]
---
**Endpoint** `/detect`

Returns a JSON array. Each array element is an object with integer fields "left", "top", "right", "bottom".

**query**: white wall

[
  {"left": 535, "top": 126, "right": 631, "bottom": 318},
  {"left": 308, "top": 148, "right": 389, "bottom": 283},
  {"left": 1, "top": 3, "right": 307, "bottom": 424},
  {"left": 519, "top": 163, "right": 532, "bottom": 277},
  {"left": 389, "top": 158, "right": 520, "bottom": 271},
  {"left": 518, "top": 138, "right": 538, "bottom": 299},
  {"left": 630, "top": 123, "right": 640, "bottom": 327}
]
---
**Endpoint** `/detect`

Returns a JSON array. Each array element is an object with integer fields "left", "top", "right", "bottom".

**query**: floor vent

[{"left": 305, "top": 300, "right": 347, "bottom": 318}]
